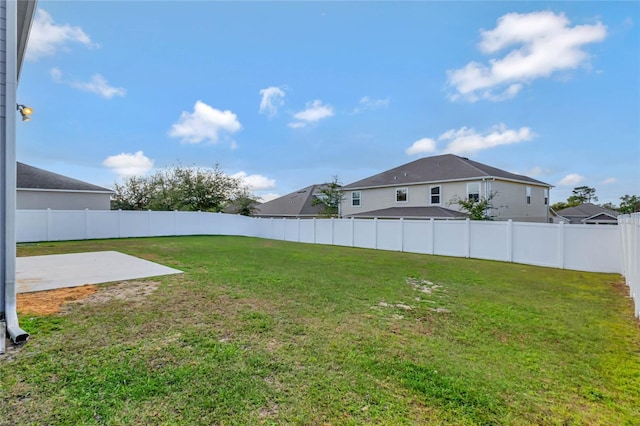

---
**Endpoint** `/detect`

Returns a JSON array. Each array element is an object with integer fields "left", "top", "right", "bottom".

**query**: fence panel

[
  {"left": 148, "top": 211, "right": 177, "bottom": 236},
  {"left": 376, "top": 220, "right": 402, "bottom": 252},
  {"left": 564, "top": 224, "right": 621, "bottom": 273},
  {"left": 119, "top": 211, "right": 150, "bottom": 238},
  {"left": 403, "top": 220, "right": 432, "bottom": 254},
  {"left": 353, "top": 219, "right": 376, "bottom": 249},
  {"left": 333, "top": 219, "right": 353, "bottom": 247},
  {"left": 469, "top": 221, "right": 510, "bottom": 261},
  {"left": 16, "top": 210, "right": 47, "bottom": 242},
  {"left": 87, "top": 210, "right": 119, "bottom": 239},
  {"left": 284, "top": 219, "right": 299, "bottom": 242},
  {"left": 314, "top": 219, "right": 333, "bottom": 245},
  {"left": 433, "top": 220, "right": 466, "bottom": 257},
  {"left": 49, "top": 211, "right": 86, "bottom": 241},
  {"left": 298, "top": 220, "right": 315, "bottom": 243},
  {"left": 619, "top": 213, "right": 640, "bottom": 317},
  {"left": 512, "top": 223, "right": 559, "bottom": 268}
]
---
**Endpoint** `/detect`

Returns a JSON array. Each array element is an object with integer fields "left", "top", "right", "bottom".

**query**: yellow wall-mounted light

[{"left": 17, "top": 104, "right": 33, "bottom": 121}]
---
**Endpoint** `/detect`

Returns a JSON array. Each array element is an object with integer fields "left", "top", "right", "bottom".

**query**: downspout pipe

[{"left": 1, "top": 0, "right": 30, "bottom": 346}]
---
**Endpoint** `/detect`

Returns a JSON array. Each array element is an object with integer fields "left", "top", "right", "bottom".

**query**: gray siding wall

[
  {"left": 341, "top": 180, "right": 549, "bottom": 222},
  {"left": 17, "top": 190, "right": 112, "bottom": 210}
]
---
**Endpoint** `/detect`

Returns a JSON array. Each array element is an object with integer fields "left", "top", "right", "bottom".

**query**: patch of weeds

[
  {"left": 374, "top": 360, "right": 506, "bottom": 424},
  {"left": 240, "top": 311, "right": 275, "bottom": 333}
]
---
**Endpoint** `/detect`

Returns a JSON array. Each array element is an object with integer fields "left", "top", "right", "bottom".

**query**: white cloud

[
  {"left": 405, "top": 138, "right": 437, "bottom": 155},
  {"left": 51, "top": 68, "right": 126, "bottom": 99},
  {"left": 103, "top": 151, "right": 154, "bottom": 177},
  {"left": 406, "top": 124, "right": 534, "bottom": 156},
  {"left": 558, "top": 173, "right": 585, "bottom": 186},
  {"left": 231, "top": 171, "right": 277, "bottom": 191},
  {"left": 442, "top": 123, "right": 534, "bottom": 155},
  {"left": 259, "top": 86, "right": 286, "bottom": 118},
  {"left": 169, "top": 101, "right": 241, "bottom": 144},
  {"left": 354, "top": 96, "right": 390, "bottom": 112},
  {"left": 289, "top": 100, "right": 334, "bottom": 128},
  {"left": 525, "top": 166, "right": 546, "bottom": 177},
  {"left": 258, "top": 193, "right": 281, "bottom": 202},
  {"left": 447, "top": 11, "right": 607, "bottom": 102},
  {"left": 601, "top": 177, "right": 617, "bottom": 185},
  {"left": 27, "top": 9, "right": 97, "bottom": 61}
]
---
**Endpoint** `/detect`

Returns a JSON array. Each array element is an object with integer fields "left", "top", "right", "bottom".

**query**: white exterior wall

[
  {"left": 343, "top": 181, "right": 472, "bottom": 217},
  {"left": 490, "top": 181, "right": 549, "bottom": 223},
  {"left": 17, "top": 190, "right": 111, "bottom": 210},
  {"left": 342, "top": 179, "right": 549, "bottom": 222}
]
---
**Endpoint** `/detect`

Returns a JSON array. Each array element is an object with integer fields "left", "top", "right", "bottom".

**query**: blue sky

[{"left": 17, "top": 1, "right": 639, "bottom": 205}]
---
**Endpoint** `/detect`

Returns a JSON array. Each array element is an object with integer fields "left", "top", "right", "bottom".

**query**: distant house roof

[
  {"left": 342, "top": 154, "right": 550, "bottom": 190},
  {"left": 254, "top": 184, "right": 331, "bottom": 218},
  {"left": 555, "top": 203, "right": 618, "bottom": 224},
  {"left": 17, "top": 162, "right": 113, "bottom": 193},
  {"left": 346, "top": 206, "right": 468, "bottom": 220}
]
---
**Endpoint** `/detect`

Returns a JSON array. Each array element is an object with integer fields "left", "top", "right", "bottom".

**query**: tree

[
  {"left": 111, "top": 176, "right": 153, "bottom": 210},
  {"left": 568, "top": 186, "right": 598, "bottom": 204},
  {"left": 311, "top": 176, "right": 344, "bottom": 217},
  {"left": 619, "top": 195, "right": 640, "bottom": 214},
  {"left": 233, "top": 196, "right": 260, "bottom": 216},
  {"left": 450, "top": 192, "right": 495, "bottom": 220},
  {"left": 551, "top": 186, "right": 598, "bottom": 211},
  {"left": 110, "top": 164, "right": 247, "bottom": 212}
]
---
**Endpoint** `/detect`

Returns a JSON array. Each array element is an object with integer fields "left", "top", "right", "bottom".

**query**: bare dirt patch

[
  {"left": 17, "top": 285, "right": 98, "bottom": 315},
  {"left": 17, "top": 281, "right": 160, "bottom": 316}
]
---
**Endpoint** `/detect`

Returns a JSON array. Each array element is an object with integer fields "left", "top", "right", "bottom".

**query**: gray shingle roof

[
  {"left": 254, "top": 184, "right": 330, "bottom": 217},
  {"left": 555, "top": 203, "right": 618, "bottom": 224},
  {"left": 346, "top": 206, "right": 468, "bottom": 219},
  {"left": 556, "top": 203, "right": 618, "bottom": 218},
  {"left": 17, "top": 162, "right": 113, "bottom": 193},
  {"left": 343, "top": 154, "right": 550, "bottom": 190}
]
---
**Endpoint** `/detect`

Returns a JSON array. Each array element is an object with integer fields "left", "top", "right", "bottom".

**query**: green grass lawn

[{"left": 2, "top": 236, "right": 639, "bottom": 425}]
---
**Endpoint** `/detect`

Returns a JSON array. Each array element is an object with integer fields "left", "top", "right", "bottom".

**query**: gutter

[{"left": 1, "top": 0, "right": 34, "bottom": 351}]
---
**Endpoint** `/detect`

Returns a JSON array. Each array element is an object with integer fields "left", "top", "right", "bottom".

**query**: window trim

[
  {"left": 395, "top": 187, "right": 408, "bottom": 203},
  {"left": 351, "top": 191, "right": 361, "bottom": 207},
  {"left": 430, "top": 185, "right": 441, "bottom": 205},
  {"left": 467, "top": 182, "right": 480, "bottom": 202}
]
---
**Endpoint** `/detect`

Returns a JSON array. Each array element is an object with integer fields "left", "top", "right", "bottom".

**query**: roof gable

[
  {"left": 343, "top": 154, "right": 549, "bottom": 189},
  {"left": 17, "top": 162, "right": 113, "bottom": 193},
  {"left": 255, "top": 184, "right": 330, "bottom": 217},
  {"left": 582, "top": 212, "right": 618, "bottom": 223},
  {"left": 556, "top": 203, "right": 618, "bottom": 218}
]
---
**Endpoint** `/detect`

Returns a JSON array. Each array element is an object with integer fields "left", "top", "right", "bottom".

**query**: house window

[
  {"left": 430, "top": 186, "right": 441, "bottom": 205},
  {"left": 351, "top": 191, "right": 361, "bottom": 207},
  {"left": 526, "top": 186, "right": 531, "bottom": 205},
  {"left": 544, "top": 188, "right": 548, "bottom": 205},
  {"left": 467, "top": 182, "right": 480, "bottom": 202},
  {"left": 396, "top": 188, "right": 408, "bottom": 203}
]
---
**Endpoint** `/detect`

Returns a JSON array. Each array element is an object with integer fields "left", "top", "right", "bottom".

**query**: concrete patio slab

[{"left": 16, "top": 251, "right": 182, "bottom": 293}]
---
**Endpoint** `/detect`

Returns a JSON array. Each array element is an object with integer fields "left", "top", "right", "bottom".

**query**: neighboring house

[
  {"left": 554, "top": 203, "right": 619, "bottom": 225},
  {"left": 17, "top": 162, "right": 113, "bottom": 210},
  {"left": 254, "top": 184, "right": 333, "bottom": 218},
  {"left": 341, "top": 154, "right": 552, "bottom": 222}
]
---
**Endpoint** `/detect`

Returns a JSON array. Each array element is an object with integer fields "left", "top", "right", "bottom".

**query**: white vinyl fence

[
  {"left": 17, "top": 208, "right": 622, "bottom": 271},
  {"left": 16, "top": 209, "right": 638, "bottom": 316},
  {"left": 619, "top": 213, "right": 640, "bottom": 317}
]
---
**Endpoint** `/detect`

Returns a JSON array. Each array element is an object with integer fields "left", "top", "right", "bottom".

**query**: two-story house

[{"left": 340, "top": 154, "right": 552, "bottom": 223}]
